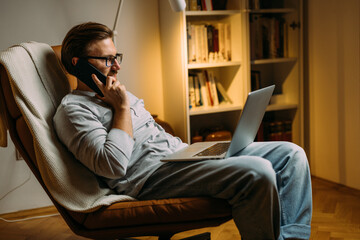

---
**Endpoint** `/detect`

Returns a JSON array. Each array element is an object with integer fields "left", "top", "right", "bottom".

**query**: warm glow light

[{"left": 168, "top": 0, "right": 186, "bottom": 12}]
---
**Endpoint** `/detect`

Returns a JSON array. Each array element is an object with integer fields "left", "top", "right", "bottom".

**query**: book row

[
  {"left": 188, "top": 70, "right": 233, "bottom": 109},
  {"left": 185, "top": 0, "right": 228, "bottom": 11},
  {"left": 249, "top": 0, "right": 284, "bottom": 10},
  {"left": 187, "top": 22, "right": 232, "bottom": 64},
  {"left": 256, "top": 120, "right": 292, "bottom": 142},
  {"left": 250, "top": 14, "right": 288, "bottom": 60}
]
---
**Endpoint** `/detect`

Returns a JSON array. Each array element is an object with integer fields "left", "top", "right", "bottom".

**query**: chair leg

[
  {"left": 179, "top": 232, "right": 211, "bottom": 240},
  {"left": 159, "top": 232, "right": 211, "bottom": 240},
  {"left": 158, "top": 235, "right": 173, "bottom": 240},
  {"left": 116, "top": 232, "right": 211, "bottom": 240}
]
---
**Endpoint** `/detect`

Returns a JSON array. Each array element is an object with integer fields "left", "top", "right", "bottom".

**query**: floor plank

[{"left": 0, "top": 177, "right": 359, "bottom": 240}]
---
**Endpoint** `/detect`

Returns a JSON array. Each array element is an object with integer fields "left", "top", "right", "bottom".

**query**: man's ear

[{"left": 72, "top": 57, "right": 79, "bottom": 66}]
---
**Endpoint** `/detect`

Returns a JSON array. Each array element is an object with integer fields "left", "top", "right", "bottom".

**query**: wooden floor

[{"left": 0, "top": 177, "right": 359, "bottom": 240}]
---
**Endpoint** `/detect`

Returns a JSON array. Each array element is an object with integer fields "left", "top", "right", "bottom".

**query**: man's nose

[{"left": 113, "top": 59, "right": 121, "bottom": 70}]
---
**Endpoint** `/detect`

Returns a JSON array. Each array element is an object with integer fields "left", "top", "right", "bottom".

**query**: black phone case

[{"left": 73, "top": 58, "right": 107, "bottom": 97}]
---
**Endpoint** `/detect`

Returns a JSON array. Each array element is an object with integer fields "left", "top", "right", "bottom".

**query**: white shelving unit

[
  {"left": 246, "top": 0, "right": 303, "bottom": 145},
  {"left": 159, "top": 0, "right": 303, "bottom": 146}
]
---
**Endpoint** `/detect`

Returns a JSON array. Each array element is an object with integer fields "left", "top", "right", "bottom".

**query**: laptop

[{"left": 161, "top": 85, "right": 275, "bottom": 162}]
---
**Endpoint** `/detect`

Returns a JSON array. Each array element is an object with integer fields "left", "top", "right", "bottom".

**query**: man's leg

[
  {"left": 137, "top": 156, "right": 281, "bottom": 239},
  {"left": 237, "top": 141, "right": 312, "bottom": 239}
]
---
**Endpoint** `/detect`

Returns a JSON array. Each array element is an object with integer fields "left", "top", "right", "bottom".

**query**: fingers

[
  {"left": 91, "top": 74, "right": 104, "bottom": 91},
  {"left": 92, "top": 74, "right": 118, "bottom": 96},
  {"left": 91, "top": 74, "right": 128, "bottom": 108}
]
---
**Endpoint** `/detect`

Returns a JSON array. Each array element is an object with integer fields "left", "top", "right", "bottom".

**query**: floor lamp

[{"left": 112, "top": 0, "right": 186, "bottom": 47}]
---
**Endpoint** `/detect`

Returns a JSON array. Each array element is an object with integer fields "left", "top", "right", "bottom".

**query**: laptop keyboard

[{"left": 194, "top": 142, "right": 231, "bottom": 157}]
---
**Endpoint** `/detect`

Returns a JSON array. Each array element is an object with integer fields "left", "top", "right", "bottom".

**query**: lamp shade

[{"left": 168, "top": 0, "right": 186, "bottom": 11}]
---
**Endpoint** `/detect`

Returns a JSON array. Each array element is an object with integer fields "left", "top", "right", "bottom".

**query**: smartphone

[{"left": 73, "top": 58, "right": 107, "bottom": 97}]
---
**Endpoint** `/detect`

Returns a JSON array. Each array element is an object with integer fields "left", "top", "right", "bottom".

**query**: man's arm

[
  {"left": 53, "top": 75, "right": 135, "bottom": 180},
  {"left": 92, "top": 74, "right": 133, "bottom": 138},
  {"left": 53, "top": 100, "right": 134, "bottom": 179}
]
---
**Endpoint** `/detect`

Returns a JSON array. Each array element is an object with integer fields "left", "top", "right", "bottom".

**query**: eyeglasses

[{"left": 84, "top": 53, "right": 123, "bottom": 67}]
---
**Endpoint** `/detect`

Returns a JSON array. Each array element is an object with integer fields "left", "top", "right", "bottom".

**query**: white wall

[
  {"left": 0, "top": 0, "right": 165, "bottom": 214},
  {"left": 307, "top": 0, "right": 360, "bottom": 190}
]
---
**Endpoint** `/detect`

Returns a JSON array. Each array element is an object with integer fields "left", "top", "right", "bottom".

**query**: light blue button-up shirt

[{"left": 53, "top": 90, "right": 187, "bottom": 197}]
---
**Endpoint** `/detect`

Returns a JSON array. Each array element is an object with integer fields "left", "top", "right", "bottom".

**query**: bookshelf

[
  {"left": 247, "top": 0, "right": 303, "bottom": 145},
  {"left": 159, "top": 0, "right": 303, "bottom": 146}
]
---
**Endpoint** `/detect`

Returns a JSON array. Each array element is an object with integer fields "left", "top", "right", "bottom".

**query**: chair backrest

[
  {"left": 51, "top": 46, "right": 77, "bottom": 90},
  {"left": 0, "top": 45, "right": 86, "bottom": 233}
]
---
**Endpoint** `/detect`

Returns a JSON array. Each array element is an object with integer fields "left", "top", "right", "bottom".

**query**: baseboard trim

[
  {"left": 311, "top": 175, "right": 360, "bottom": 197},
  {"left": 0, "top": 205, "right": 57, "bottom": 221}
]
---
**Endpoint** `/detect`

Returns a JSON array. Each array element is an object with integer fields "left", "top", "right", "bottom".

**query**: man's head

[{"left": 61, "top": 22, "right": 119, "bottom": 78}]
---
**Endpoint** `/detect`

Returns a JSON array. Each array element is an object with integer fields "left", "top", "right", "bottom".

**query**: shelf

[
  {"left": 186, "top": 10, "right": 241, "bottom": 16},
  {"left": 244, "top": 8, "right": 295, "bottom": 14},
  {"left": 188, "top": 61, "right": 241, "bottom": 69},
  {"left": 266, "top": 103, "right": 297, "bottom": 112},
  {"left": 189, "top": 102, "right": 296, "bottom": 116},
  {"left": 251, "top": 57, "right": 297, "bottom": 65},
  {"left": 189, "top": 104, "right": 243, "bottom": 116}
]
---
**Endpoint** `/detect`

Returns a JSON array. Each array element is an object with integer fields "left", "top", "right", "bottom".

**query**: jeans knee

[
  {"left": 288, "top": 142, "right": 309, "bottom": 172},
  {"left": 247, "top": 157, "right": 277, "bottom": 188}
]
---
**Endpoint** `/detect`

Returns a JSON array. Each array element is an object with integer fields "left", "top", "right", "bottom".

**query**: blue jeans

[{"left": 137, "top": 141, "right": 312, "bottom": 240}]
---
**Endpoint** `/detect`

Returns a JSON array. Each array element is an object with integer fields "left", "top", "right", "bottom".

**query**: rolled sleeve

[
  {"left": 107, "top": 128, "right": 134, "bottom": 160},
  {"left": 95, "top": 128, "right": 135, "bottom": 179},
  {"left": 53, "top": 92, "right": 136, "bottom": 180}
]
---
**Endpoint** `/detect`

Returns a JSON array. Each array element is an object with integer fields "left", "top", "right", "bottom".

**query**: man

[{"left": 54, "top": 22, "right": 312, "bottom": 240}]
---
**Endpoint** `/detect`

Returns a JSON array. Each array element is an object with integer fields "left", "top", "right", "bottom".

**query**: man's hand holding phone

[
  {"left": 92, "top": 74, "right": 129, "bottom": 111},
  {"left": 92, "top": 74, "right": 133, "bottom": 138}
]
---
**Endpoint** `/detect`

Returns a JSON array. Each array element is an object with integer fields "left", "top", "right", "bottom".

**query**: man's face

[{"left": 86, "top": 38, "right": 121, "bottom": 80}]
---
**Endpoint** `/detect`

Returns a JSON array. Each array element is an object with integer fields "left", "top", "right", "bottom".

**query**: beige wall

[
  {"left": 306, "top": 0, "right": 360, "bottom": 189},
  {"left": 0, "top": 0, "right": 165, "bottom": 214}
]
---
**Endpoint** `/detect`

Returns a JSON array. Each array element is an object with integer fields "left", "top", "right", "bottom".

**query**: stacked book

[
  {"left": 187, "top": 23, "right": 231, "bottom": 64},
  {"left": 186, "top": 0, "right": 228, "bottom": 11},
  {"left": 250, "top": 14, "right": 288, "bottom": 60},
  {"left": 188, "top": 70, "right": 233, "bottom": 109},
  {"left": 256, "top": 120, "right": 292, "bottom": 142}
]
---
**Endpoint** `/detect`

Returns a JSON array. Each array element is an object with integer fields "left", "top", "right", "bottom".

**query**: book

[
  {"left": 283, "top": 20, "right": 288, "bottom": 57},
  {"left": 187, "top": 23, "right": 196, "bottom": 63},
  {"left": 189, "top": 0, "right": 198, "bottom": 10},
  {"left": 204, "top": 70, "right": 214, "bottom": 106},
  {"left": 197, "top": 0, "right": 202, "bottom": 10},
  {"left": 197, "top": 72, "right": 210, "bottom": 107},
  {"left": 250, "top": 14, "right": 263, "bottom": 60},
  {"left": 224, "top": 23, "right": 231, "bottom": 61},
  {"left": 282, "top": 120, "right": 292, "bottom": 142},
  {"left": 249, "top": 0, "right": 260, "bottom": 9},
  {"left": 267, "top": 121, "right": 283, "bottom": 141},
  {"left": 202, "top": 0, "right": 213, "bottom": 11},
  {"left": 202, "top": 25, "right": 208, "bottom": 62},
  {"left": 212, "top": 27, "right": 219, "bottom": 54},
  {"left": 217, "top": 23, "right": 225, "bottom": 61},
  {"left": 194, "top": 75, "right": 202, "bottom": 106},
  {"left": 251, "top": 70, "right": 261, "bottom": 91},
  {"left": 188, "top": 75, "right": 196, "bottom": 108},
  {"left": 207, "top": 25, "right": 214, "bottom": 54},
  {"left": 216, "top": 82, "right": 233, "bottom": 104},
  {"left": 208, "top": 70, "right": 219, "bottom": 106},
  {"left": 255, "top": 121, "right": 265, "bottom": 141},
  {"left": 195, "top": 25, "right": 203, "bottom": 63}
]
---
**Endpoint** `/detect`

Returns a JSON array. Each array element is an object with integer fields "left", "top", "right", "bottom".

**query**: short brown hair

[{"left": 61, "top": 22, "right": 113, "bottom": 75}]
